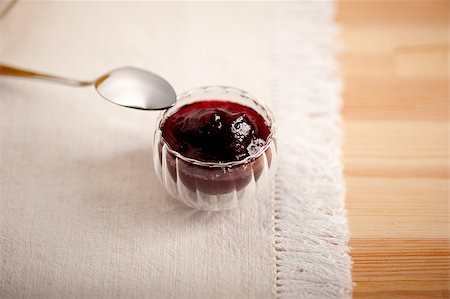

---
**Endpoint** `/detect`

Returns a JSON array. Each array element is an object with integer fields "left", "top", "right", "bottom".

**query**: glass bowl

[{"left": 153, "top": 86, "right": 276, "bottom": 211}]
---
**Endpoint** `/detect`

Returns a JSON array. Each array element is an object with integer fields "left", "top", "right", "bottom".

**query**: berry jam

[
  {"left": 161, "top": 100, "right": 270, "bottom": 163},
  {"left": 158, "top": 100, "right": 273, "bottom": 195}
]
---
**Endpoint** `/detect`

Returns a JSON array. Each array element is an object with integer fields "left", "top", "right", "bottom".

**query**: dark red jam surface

[{"left": 161, "top": 100, "right": 270, "bottom": 163}]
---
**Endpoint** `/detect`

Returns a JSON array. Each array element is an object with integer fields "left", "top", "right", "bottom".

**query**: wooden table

[{"left": 337, "top": 1, "right": 449, "bottom": 298}]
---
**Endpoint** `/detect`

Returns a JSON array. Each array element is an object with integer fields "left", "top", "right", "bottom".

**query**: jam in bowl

[{"left": 153, "top": 86, "right": 276, "bottom": 211}]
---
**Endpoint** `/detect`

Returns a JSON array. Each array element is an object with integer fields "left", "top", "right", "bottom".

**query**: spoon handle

[{"left": 0, "top": 64, "right": 93, "bottom": 87}]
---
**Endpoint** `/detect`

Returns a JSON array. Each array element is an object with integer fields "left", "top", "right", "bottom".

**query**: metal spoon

[{"left": 0, "top": 64, "right": 177, "bottom": 110}]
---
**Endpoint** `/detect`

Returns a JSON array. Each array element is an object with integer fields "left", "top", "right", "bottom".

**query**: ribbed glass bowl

[{"left": 153, "top": 86, "right": 276, "bottom": 211}]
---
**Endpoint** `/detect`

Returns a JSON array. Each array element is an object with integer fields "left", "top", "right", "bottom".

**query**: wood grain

[
  {"left": 337, "top": 1, "right": 449, "bottom": 298},
  {"left": 351, "top": 239, "right": 449, "bottom": 299}
]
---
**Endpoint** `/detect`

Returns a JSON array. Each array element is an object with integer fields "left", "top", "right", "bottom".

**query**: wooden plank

[
  {"left": 350, "top": 281, "right": 449, "bottom": 299},
  {"left": 339, "top": 0, "right": 449, "bottom": 122},
  {"left": 347, "top": 178, "right": 448, "bottom": 239},
  {"left": 337, "top": 0, "right": 449, "bottom": 298},
  {"left": 351, "top": 239, "right": 449, "bottom": 299}
]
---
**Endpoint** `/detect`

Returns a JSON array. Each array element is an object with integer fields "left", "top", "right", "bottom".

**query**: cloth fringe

[{"left": 272, "top": 2, "right": 353, "bottom": 298}]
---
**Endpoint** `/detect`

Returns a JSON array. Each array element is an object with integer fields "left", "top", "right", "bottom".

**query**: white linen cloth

[{"left": 0, "top": 2, "right": 351, "bottom": 298}]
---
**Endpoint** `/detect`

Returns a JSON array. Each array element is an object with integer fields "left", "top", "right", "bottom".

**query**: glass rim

[{"left": 156, "top": 85, "right": 275, "bottom": 168}]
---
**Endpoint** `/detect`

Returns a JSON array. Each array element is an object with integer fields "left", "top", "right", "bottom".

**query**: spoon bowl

[{"left": 95, "top": 67, "right": 176, "bottom": 110}]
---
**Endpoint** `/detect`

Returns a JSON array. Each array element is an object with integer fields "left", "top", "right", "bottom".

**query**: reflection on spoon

[{"left": 0, "top": 64, "right": 177, "bottom": 110}]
